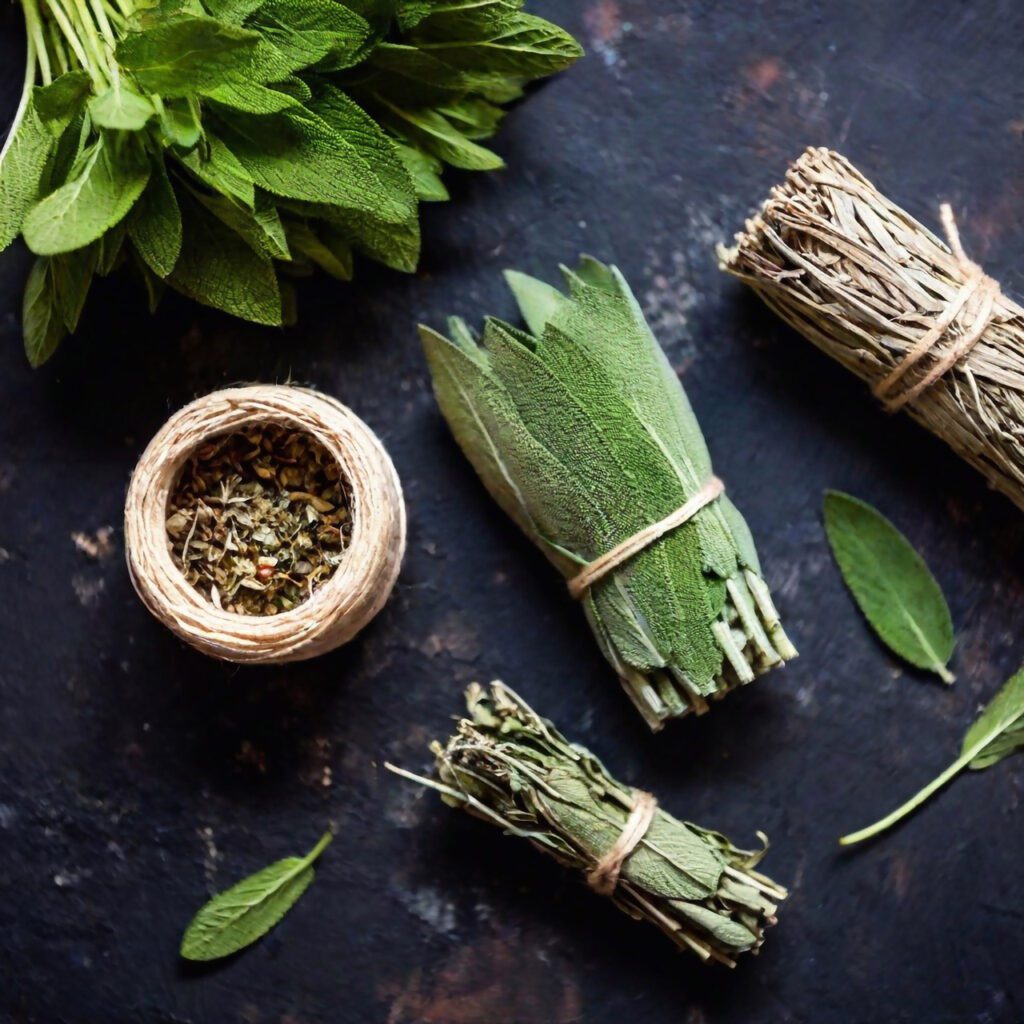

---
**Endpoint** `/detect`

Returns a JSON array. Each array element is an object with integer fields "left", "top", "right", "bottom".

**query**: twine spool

[{"left": 124, "top": 385, "right": 406, "bottom": 663}]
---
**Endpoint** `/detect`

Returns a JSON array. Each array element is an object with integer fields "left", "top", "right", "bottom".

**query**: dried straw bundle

[
  {"left": 718, "top": 147, "right": 1024, "bottom": 511},
  {"left": 124, "top": 385, "right": 405, "bottom": 663}
]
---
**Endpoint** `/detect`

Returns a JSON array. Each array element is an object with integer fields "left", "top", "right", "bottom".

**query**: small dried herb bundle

[
  {"left": 389, "top": 682, "right": 787, "bottom": 965},
  {"left": 421, "top": 258, "right": 795, "bottom": 730},
  {"left": 167, "top": 423, "right": 351, "bottom": 615},
  {"left": 719, "top": 147, "right": 1024, "bottom": 513}
]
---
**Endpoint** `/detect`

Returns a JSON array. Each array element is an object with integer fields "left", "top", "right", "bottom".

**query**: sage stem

[{"left": 839, "top": 751, "right": 971, "bottom": 846}]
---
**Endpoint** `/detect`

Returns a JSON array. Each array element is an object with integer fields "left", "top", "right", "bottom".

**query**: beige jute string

[
  {"left": 568, "top": 476, "right": 725, "bottom": 599},
  {"left": 587, "top": 790, "right": 658, "bottom": 896},
  {"left": 124, "top": 385, "right": 406, "bottom": 664},
  {"left": 873, "top": 204, "right": 1002, "bottom": 413}
]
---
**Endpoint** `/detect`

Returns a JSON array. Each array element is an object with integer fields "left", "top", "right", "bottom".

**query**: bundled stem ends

[
  {"left": 389, "top": 682, "right": 787, "bottom": 966},
  {"left": 718, "top": 147, "right": 1024, "bottom": 512}
]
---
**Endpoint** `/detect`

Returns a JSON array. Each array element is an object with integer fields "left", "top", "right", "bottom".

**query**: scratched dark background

[{"left": 3, "top": 2, "right": 1024, "bottom": 1022}]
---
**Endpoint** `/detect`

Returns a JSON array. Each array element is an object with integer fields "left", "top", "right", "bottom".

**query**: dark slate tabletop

[{"left": 4, "top": 2, "right": 1024, "bottom": 1022}]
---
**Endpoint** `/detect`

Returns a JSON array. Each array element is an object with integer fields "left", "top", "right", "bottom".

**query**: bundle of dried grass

[{"left": 718, "top": 147, "right": 1024, "bottom": 511}]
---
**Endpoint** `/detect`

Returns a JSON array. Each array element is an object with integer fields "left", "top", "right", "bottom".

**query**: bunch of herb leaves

[
  {"left": 388, "top": 681, "right": 787, "bottom": 966},
  {"left": 1, "top": 0, "right": 582, "bottom": 364},
  {"left": 420, "top": 257, "right": 797, "bottom": 730},
  {"left": 166, "top": 424, "right": 352, "bottom": 615}
]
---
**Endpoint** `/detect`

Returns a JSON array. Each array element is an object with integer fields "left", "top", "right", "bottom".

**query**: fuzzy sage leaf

[
  {"left": 388, "top": 682, "right": 787, "bottom": 966},
  {"left": 180, "top": 831, "right": 332, "bottom": 961},
  {"left": 823, "top": 491, "right": 954, "bottom": 682},
  {"left": 840, "top": 667, "right": 1024, "bottom": 845}
]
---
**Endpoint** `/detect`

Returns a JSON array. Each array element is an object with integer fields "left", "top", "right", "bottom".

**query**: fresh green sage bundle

[
  {"left": 389, "top": 681, "right": 787, "bottom": 965},
  {"left": 420, "top": 258, "right": 796, "bottom": 729},
  {"left": 1, "top": 0, "right": 581, "bottom": 364}
]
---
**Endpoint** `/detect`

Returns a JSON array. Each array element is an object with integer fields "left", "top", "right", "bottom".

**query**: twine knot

[
  {"left": 587, "top": 789, "right": 658, "bottom": 895},
  {"left": 568, "top": 476, "right": 725, "bottom": 599},
  {"left": 873, "top": 203, "right": 1002, "bottom": 412}
]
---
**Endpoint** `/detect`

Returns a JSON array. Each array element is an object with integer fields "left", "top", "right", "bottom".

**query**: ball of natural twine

[{"left": 124, "top": 385, "right": 406, "bottom": 663}]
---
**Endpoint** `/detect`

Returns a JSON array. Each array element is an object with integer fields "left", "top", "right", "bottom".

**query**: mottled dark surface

[{"left": 3, "top": 2, "right": 1024, "bottom": 1022}]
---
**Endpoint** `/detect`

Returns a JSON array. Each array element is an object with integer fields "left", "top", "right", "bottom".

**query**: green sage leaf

[
  {"left": 130, "top": 160, "right": 182, "bottom": 277},
  {"left": 414, "top": 12, "right": 584, "bottom": 78},
  {"left": 823, "top": 490, "right": 954, "bottom": 682},
  {"left": 841, "top": 666, "right": 1024, "bottom": 845},
  {"left": 284, "top": 219, "right": 352, "bottom": 279},
  {"left": 378, "top": 101, "right": 504, "bottom": 170},
  {"left": 168, "top": 191, "right": 282, "bottom": 324},
  {"left": 962, "top": 666, "right": 1024, "bottom": 769},
  {"left": 116, "top": 16, "right": 263, "bottom": 95},
  {"left": 88, "top": 82, "right": 156, "bottom": 131},
  {"left": 22, "top": 134, "right": 151, "bottom": 256},
  {"left": 180, "top": 831, "right": 332, "bottom": 961},
  {"left": 179, "top": 133, "right": 256, "bottom": 207},
  {"left": 22, "top": 257, "right": 66, "bottom": 366},
  {"left": 0, "top": 73, "right": 90, "bottom": 251},
  {"left": 245, "top": 0, "right": 370, "bottom": 70}
]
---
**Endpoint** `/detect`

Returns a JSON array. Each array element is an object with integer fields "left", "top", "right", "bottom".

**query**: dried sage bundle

[
  {"left": 389, "top": 682, "right": 786, "bottom": 965},
  {"left": 421, "top": 258, "right": 796, "bottom": 730},
  {"left": 719, "top": 147, "right": 1024, "bottom": 512}
]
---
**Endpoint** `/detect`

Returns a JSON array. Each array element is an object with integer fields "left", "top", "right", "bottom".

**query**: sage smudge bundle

[
  {"left": 389, "top": 682, "right": 786, "bottom": 965},
  {"left": 719, "top": 147, "right": 1024, "bottom": 512},
  {"left": 421, "top": 258, "right": 795, "bottom": 730}
]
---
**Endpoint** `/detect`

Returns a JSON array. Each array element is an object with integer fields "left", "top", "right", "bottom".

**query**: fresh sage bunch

[
  {"left": 420, "top": 257, "right": 796, "bottom": 730},
  {"left": 823, "top": 491, "right": 955, "bottom": 682},
  {"left": 180, "top": 831, "right": 332, "bottom": 961},
  {"left": 841, "top": 666, "right": 1024, "bottom": 845},
  {"left": 1, "top": 0, "right": 582, "bottom": 364},
  {"left": 389, "top": 682, "right": 787, "bottom": 965}
]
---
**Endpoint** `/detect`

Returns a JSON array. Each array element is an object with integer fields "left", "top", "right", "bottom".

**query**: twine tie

[
  {"left": 587, "top": 790, "right": 658, "bottom": 896},
  {"left": 873, "top": 204, "right": 1002, "bottom": 412},
  {"left": 568, "top": 476, "right": 724, "bottom": 599}
]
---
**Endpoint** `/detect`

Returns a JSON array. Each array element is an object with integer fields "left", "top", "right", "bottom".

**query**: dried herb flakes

[{"left": 166, "top": 424, "right": 351, "bottom": 615}]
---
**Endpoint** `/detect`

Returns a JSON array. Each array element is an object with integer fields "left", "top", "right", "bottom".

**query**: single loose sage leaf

[
  {"left": 180, "top": 831, "right": 332, "bottom": 961},
  {"left": 840, "top": 666, "right": 1024, "bottom": 846},
  {"left": 823, "top": 490, "right": 954, "bottom": 682}
]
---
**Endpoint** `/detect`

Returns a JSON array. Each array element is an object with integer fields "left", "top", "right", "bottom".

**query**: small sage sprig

[
  {"left": 823, "top": 491, "right": 955, "bottom": 682},
  {"left": 841, "top": 667, "right": 1024, "bottom": 845},
  {"left": 180, "top": 831, "right": 332, "bottom": 961}
]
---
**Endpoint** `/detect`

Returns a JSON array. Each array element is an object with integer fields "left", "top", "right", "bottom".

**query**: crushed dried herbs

[{"left": 166, "top": 423, "right": 351, "bottom": 615}]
